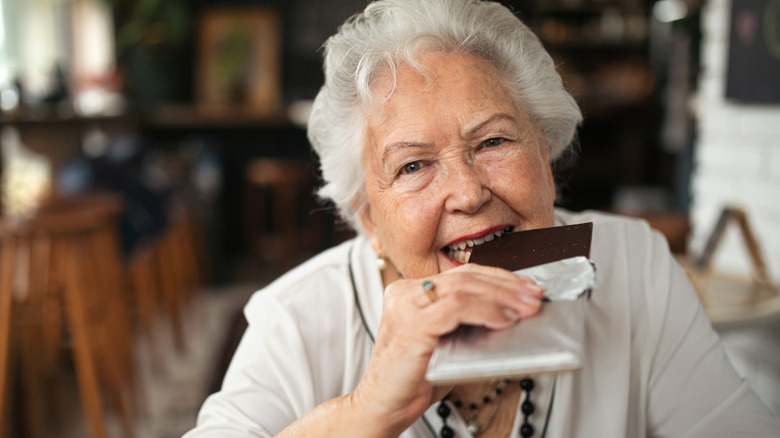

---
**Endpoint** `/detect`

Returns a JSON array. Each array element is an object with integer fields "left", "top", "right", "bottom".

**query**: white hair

[{"left": 307, "top": 0, "right": 582, "bottom": 232}]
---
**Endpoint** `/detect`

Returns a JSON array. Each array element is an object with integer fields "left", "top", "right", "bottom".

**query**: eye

[
  {"left": 483, "top": 137, "right": 504, "bottom": 148},
  {"left": 401, "top": 160, "right": 426, "bottom": 174}
]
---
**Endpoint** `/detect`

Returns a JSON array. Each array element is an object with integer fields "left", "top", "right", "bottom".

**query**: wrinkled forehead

[{"left": 363, "top": 50, "right": 523, "bottom": 125}]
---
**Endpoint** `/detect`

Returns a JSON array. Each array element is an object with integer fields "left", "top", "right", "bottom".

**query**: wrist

[{"left": 345, "top": 388, "right": 410, "bottom": 438}]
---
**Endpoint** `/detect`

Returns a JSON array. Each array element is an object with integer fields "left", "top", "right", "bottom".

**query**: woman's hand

[{"left": 351, "top": 263, "right": 544, "bottom": 436}]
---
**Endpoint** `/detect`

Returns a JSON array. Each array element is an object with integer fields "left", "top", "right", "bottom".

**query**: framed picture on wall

[
  {"left": 197, "top": 8, "right": 281, "bottom": 114},
  {"left": 725, "top": 0, "right": 780, "bottom": 103}
]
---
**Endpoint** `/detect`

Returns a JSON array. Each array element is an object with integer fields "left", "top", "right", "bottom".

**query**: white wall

[
  {"left": 0, "top": 0, "right": 114, "bottom": 99},
  {"left": 690, "top": 0, "right": 780, "bottom": 283}
]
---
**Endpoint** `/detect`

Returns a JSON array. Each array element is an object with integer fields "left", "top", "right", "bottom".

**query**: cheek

[
  {"left": 375, "top": 190, "right": 440, "bottom": 240},
  {"left": 370, "top": 191, "right": 444, "bottom": 273},
  {"left": 488, "top": 155, "right": 554, "bottom": 205}
]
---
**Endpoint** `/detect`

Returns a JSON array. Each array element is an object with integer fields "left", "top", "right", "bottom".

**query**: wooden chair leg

[
  {"left": 38, "top": 236, "right": 65, "bottom": 428},
  {"left": 167, "top": 224, "right": 189, "bottom": 318},
  {"left": 171, "top": 219, "right": 192, "bottom": 299},
  {"left": 79, "top": 232, "right": 135, "bottom": 438},
  {"left": 176, "top": 215, "right": 206, "bottom": 325},
  {"left": 129, "top": 246, "right": 161, "bottom": 359},
  {"left": 19, "top": 317, "right": 45, "bottom": 437},
  {"left": 59, "top": 240, "right": 107, "bottom": 438},
  {"left": 91, "top": 229, "right": 135, "bottom": 381},
  {"left": 0, "top": 239, "right": 15, "bottom": 437},
  {"left": 36, "top": 236, "right": 61, "bottom": 374},
  {"left": 155, "top": 232, "right": 186, "bottom": 352},
  {"left": 13, "top": 235, "right": 52, "bottom": 437}
]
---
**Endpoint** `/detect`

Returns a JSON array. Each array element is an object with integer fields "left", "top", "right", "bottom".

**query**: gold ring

[{"left": 422, "top": 280, "right": 438, "bottom": 303}]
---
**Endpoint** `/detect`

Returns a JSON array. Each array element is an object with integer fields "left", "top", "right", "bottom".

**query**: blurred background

[{"left": 0, "top": 0, "right": 778, "bottom": 437}]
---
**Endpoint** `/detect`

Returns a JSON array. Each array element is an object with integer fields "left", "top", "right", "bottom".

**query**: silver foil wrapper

[
  {"left": 514, "top": 256, "right": 596, "bottom": 301},
  {"left": 426, "top": 256, "right": 597, "bottom": 384}
]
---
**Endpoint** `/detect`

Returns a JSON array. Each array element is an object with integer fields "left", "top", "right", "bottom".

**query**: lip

[{"left": 443, "top": 224, "right": 513, "bottom": 248}]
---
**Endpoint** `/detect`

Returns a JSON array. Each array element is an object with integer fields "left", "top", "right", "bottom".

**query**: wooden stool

[
  {"left": 244, "top": 158, "right": 322, "bottom": 269},
  {"left": 127, "top": 205, "right": 204, "bottom": 358},
  {"left": 0, "top": 193, "right": 136, "bottom": 438}
]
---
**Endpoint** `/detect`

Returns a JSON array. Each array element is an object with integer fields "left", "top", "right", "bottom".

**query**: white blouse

[{"left": 184, "top": 209, "right": 780, "bottom": 437}]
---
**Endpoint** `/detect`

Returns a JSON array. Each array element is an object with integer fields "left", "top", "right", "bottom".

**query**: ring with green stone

[{"left": 422, "top": 280, "right": 438, "bottom": 303}]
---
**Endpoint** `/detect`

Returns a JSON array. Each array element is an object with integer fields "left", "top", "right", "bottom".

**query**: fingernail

[
  {"left": 504, "top": 309, "right": 520, "bottom": 321},
  {"left": 518, "top": 294, "right": 541, "bottom": 306}
]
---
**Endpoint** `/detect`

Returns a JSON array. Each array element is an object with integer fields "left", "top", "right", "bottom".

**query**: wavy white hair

[{"left": 307, "top": 0, "right": 582, "bottom": 232}]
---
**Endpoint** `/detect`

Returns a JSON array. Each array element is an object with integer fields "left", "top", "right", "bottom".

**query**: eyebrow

[
  {"left": 382, "top": 140, "right": 435, "bottom": 164},
  {"left": 464, "top": 113, "right": 518, "bottom": 138}
]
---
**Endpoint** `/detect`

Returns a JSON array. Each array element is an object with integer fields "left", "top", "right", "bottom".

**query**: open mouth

[{"left": 444, "top": 226, "right": 514, "bottom": 263}]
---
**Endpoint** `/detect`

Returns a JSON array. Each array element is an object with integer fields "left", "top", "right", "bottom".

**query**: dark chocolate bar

[{"left": 469, "top": 223, "right": 593, "bottom": 271}]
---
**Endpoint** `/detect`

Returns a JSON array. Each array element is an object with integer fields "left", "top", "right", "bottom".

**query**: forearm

[{"left": 276, "top": 392, "right": 406, "bottom": 438}]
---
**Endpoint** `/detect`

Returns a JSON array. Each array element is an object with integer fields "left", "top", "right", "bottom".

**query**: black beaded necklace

[
  {"left": 436, "top": 378, "right": 536, "bottom": 438},
  {"left": 519, "top": 378, "right": 535, "bottom": 438}
]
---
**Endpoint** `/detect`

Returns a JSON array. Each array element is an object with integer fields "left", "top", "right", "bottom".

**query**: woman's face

[{"left": 359, "top": 51, "right": 557, "bottom": 279}]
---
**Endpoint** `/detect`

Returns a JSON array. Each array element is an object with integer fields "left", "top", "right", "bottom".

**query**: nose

[{"left": 442, "top": 159, "right": 491, "bottom": 214}]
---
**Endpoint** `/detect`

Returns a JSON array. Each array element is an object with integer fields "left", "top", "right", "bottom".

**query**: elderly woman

[{"left": 185, "top": 0, "right": 780, "bottom": 437}]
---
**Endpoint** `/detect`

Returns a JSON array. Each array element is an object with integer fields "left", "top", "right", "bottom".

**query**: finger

[
  {"left": 457, "top": 264, "right": 545, "bottom": 299},
  {"left": 404, "top": 276, "right": 538, "bottom": 313},
  {"left": 388, "top": 263, "right": 541, "bottom": 308},
  {"left": 382, "top": 266, "right": 543, "bottom": 340},
  {"left": 422, "top": 289, "right": 538, "bottom": 332},
  {"left": 431, "top": 268, "right": 544, "bottom": 314}
]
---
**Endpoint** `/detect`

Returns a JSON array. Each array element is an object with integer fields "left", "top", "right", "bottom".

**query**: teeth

[
  {"left": 446, "top": 227, "right": 513, "bottom": 261},
  {"left": 446, "top": 248, "right": 473, "bottom": 263}
]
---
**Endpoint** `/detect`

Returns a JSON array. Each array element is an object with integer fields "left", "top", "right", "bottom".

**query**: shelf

[
  {"left": 142, "top": 104, "right": 295, "bottom": 130},
  {"left": 0, "top": 104, "right": 133, "bottom": 127},
  {"left": 0, "top": 102, "right": 299, "bottom": 131}
]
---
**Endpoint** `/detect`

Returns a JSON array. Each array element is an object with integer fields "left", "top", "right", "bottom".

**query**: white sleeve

[
  {"left": 182, "top": 294, "right": 318, "bottom": 437},
  {"left": 640, "top": 228, "right": 780, "bottom": 437}
]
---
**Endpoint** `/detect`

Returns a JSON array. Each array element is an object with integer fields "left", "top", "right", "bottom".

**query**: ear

[{"left": 357, "top": 202, "right": 384, "bottom": 256}]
